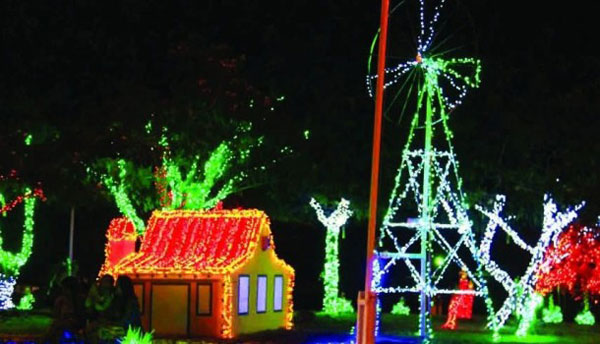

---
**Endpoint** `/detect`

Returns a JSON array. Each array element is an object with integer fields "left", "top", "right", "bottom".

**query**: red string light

[
  {"left": 442, "top": 270, "right": 474, "bottom": 330},
  {"left": 0, "top": 172, "right": 46, "bottom": 214},
  {"left": 536, "top": 224, "right": 600, "bottom": 296}
]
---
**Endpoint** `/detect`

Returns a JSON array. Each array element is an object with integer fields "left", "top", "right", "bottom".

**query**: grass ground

[{"left": 1, "top": 310, "right": 599, "bottom": 343}]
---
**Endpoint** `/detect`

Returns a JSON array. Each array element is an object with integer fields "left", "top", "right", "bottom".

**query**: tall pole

[
  {"left": 419, "top": 75, "right": 434, "bottom": 338},
  {"left": 68, "top": 206, "right": 75, "bottom": 276},
  {"left": 357, "top": 0, "right": 389, "bottom": 343}
]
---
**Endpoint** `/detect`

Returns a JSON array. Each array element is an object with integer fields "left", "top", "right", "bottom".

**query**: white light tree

[
  {"left": 310, "top": 197, "right": 354, "bottom": 315},
  {"left": 475, "top": 194, "right": 584, "bottom": 335}
]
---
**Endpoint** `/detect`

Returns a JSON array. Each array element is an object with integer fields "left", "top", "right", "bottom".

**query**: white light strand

[
  {"left": 475, "top": 195, "right": 584, "bottom": 329},
  {"left": 375, "top": 149, "right": 484, "bottom": 298},
  {"left": 0, "top": 274, "right": 16, "bottom": 310},
  {"left": 310, "top": 198, "right": 352, "bottom": 233}
]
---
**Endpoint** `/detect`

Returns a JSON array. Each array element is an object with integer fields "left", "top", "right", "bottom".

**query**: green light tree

[
  {"left": 310, "top": 197, "right": 354, "bottom": 316},
  {"left": 92, "top": 125, "right": 260, "bottom": 235},
  {"left": 0, "top": 177, "right": 45, "bottom": 310}
]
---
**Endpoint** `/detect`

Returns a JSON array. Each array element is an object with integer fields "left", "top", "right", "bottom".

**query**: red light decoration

[
  {"left": 441, "top": 270, "right": 474, "bottom": 330},
  {"left": 107, "top": 209, "right": 277, "bottom": 275},
  {"left": 536, "top": 224, "right": 600, "bottom": 296},
  {"left": 99, "top": 218, "right": 137, "bottom": 276},
  {"left": 0, "top": 187, "right": 45, "bottom": 214}
]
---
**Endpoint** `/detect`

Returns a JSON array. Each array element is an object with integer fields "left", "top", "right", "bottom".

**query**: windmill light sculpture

[{"left": 366, "top": 0, "right": 496, "bottom": 339}]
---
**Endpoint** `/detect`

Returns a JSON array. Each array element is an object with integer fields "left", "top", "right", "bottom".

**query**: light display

[
  {"left": 0, "top": 274, "right": 16, "bottom": 310},
  {"left": 367, "top": 0, "right": 493, "bottom": 339},
  {"left": 390, "top": 297, "right": 410, "bottom": 316},
  {"left": 475, "top": 195, "right": 583, "bottom": 331},
  {"left": 96, "top": 126, "right": 255, "bottom": 235},
  {"left": 310, "top": 198, "right": 354, "bottom": 315},
  {"left": 441, "top": 269, "right": 474, "bottom": 330},
  {"left": 16, "top": 287, "right": 34, "bottom": 310},
  {"left": 100, "top": 208, "right": 295, "bottom": 338},
  {"left": 541, "top": 295, "right": 563, "bottom": 324},
  {"left": 100, "top": 159, "right": 146, "bottom": 235},
  {"left": 156, "top": 138, "right": 240, "bottom": 211},
  {"left": 574, "top": 295, "right": 595, "bottom": 326},
  {"left": 119, "top": 326, "right": 153, "bottom": 344},
  {"left": 0, "top": 185, "right": 45, "bottom": 281},
  {"left": 0, "top": 172, "right": 44, "bottom": 310},
  {"left": 536, "top": 224, "right": 600, "bottom": 296},
  {"left": 515, "top": 292, "right": 543, "bottom": 337},
  {"left": 0, "top": 193, "right": 5, "bottom": 218},
  {"left": 24, "top": 133, "right": 33, "bottom": 146},
  {"left": 99, "top": 218, "right": 137, "bottom": 277},
  {"left": 535, "top": 224, "right": 600, "bottom": 327},
  {"left": 222, "top": 275, "right": 234, "bottom": 338}
]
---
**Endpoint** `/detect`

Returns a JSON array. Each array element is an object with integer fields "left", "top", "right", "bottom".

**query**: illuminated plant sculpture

[
  {"left": 536, "top": 224, "right": 600, "bottom": 326},
  {"left": 0, "top": 172, "right": 45, "bottom": 310},
  {"left": 475, "top": 195, "right": 583, "bottom": 334},
  {"left": 16, "top": 287, "right": 35, "bottom": 311},
  {"left": 541, "top": 295, "right": 563, "bottom": 324},
  {"left": 95, "top": 126, "right": 256, "bottom": 235},
  {"left": 390, "top": 297, "right": 410, "bottom": 316},
  {"left": 154, "top": 133, "right": 245, "bottom": 211},
  {"left": 310, "top": 198, "right": 354, "bottom": 315},
  {"left": 119, "top": 326, "right": 153, "bottom": 344}
]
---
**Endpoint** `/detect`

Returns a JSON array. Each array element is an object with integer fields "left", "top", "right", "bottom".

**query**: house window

[
  {"left": 197, "top": 283, "right": 212, "bottom": 315},
  {"left": 256, "top": 275, "right": 267, "bottom": 313},
  {"left": 238, "top": 275, "right": 250, "bottom": 315},
  {"left": 274, "top": 275, "right": 283, "bottom": 312}
]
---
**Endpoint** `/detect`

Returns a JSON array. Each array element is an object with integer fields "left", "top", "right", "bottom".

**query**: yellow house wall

[{"left": 231, "top": 224, "right": 294, "bottom": 336}]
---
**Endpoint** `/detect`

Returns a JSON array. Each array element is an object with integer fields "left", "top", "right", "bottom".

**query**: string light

[
  {"left": 16, "top": 288, "right": 35, "bottom": 311},
  {"left": 310, "top": 198, "right": 354, "bottom": 316},
  {"left": 390, "top": 297, "right": 410, "bottom": 316},
  {"left": 95, "top": 125, "right": 260, "bottom": 235},
  {"left": 515, "top": 293, "right": 543, "bottom": 337},
  {"left": 541, "top": 295, "right": 563, "bottom": 324},
  {"left": 475, "top": 195, "right": 583, "bottom": 331},
  {"left": 441, "top": 270, "right": 474, "bottom": 330},
  {"left": 99, "top": 218, "right": 137, "bottom": 277},
  {"left": 574, "top": 295, "right": 595, "bottom": 326},
  {"left": 100, "top": 159, "right": 146, "bottom": 235},
  {"left": 24, "top": 133, "right": 33, "bottom": 146},
  {"left": 536, "top": 224, "right": 600, "bottom": 296},
  {"left": 0, "top": 274, "right": 16, "bottom": 310},
  {"left": 100, "top": 208, "right": 295, "bottom": 338},
  {"left": 0, "top": 172, "right": 45, "bottom": 310},
  {"left": 119, "top": 326, "right": 153, "bottom": 344},
  {"left": 368, "top": 0, "right": 493, "bottom": 339}
]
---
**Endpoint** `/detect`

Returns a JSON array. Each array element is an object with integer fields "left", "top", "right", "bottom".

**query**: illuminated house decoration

[{"left": 100, "top": 208, "right": 294, "bottom": 339}]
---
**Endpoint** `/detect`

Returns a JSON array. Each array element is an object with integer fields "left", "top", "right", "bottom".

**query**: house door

[{"left": 151, "top": 284, "right": 189, "bottom": 336}]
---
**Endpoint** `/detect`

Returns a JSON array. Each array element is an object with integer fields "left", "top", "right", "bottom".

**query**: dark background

[{"left": 1, "top": 0, "right": 600, "bottom": 313}]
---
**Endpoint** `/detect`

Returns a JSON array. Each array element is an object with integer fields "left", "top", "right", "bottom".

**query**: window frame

[
  {"left": 196, "top": 282, "right": 212, "bottom": 316},
  {"left": 273, "top": 275, "right": 284, "bottom": 312},
  {"left": 256, "top": 275, "right": 267, "bottom": 314},
  {"left": 238, "top": 275, "right": 250, "bottom": 315}
]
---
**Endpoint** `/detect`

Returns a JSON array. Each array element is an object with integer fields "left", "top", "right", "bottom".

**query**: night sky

[{"left": 1, "top": 1, "right": 600, "bottom": 310}]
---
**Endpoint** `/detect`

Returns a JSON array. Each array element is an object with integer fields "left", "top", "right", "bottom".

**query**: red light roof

[{"left": 104, "top": 208, "right": 272, "bottom": 276}]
